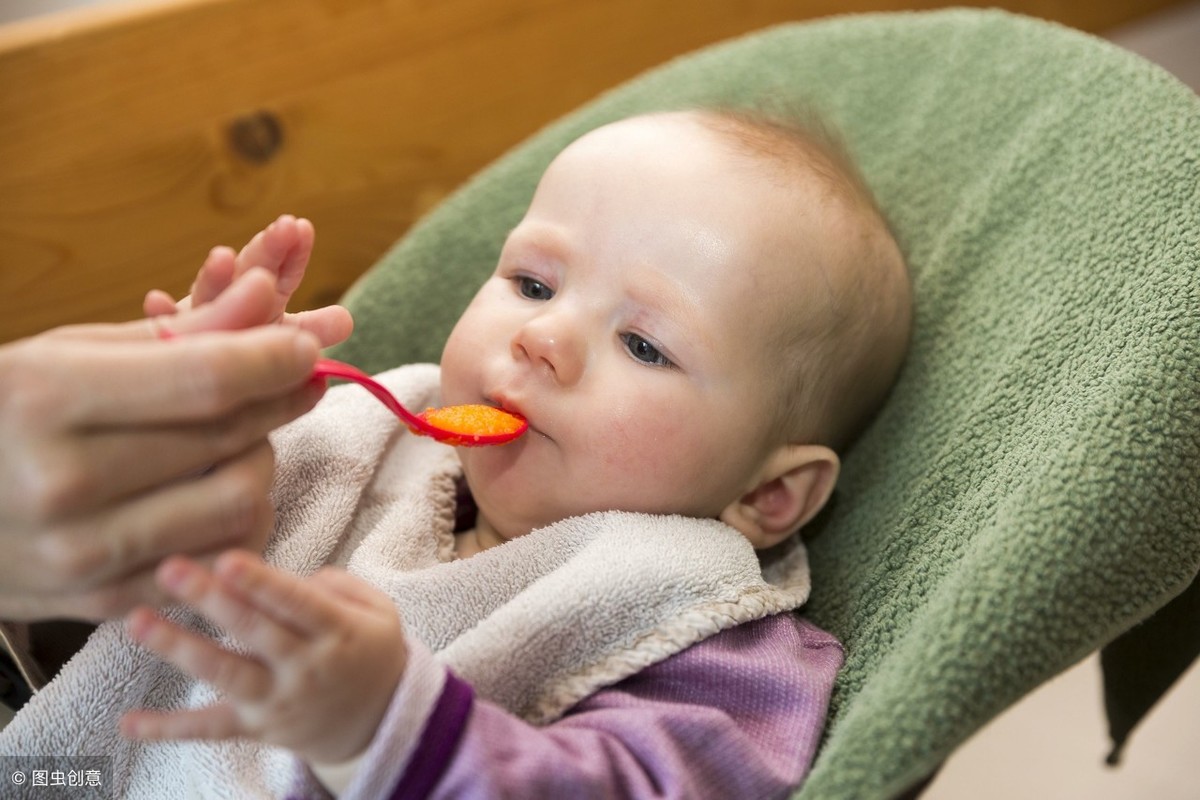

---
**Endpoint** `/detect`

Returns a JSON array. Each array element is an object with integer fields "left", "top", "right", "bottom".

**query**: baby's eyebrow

[
  {"left": 503, "top": 223, "right": 572, "bottom": 263},
  {"left": 627, "top": 271, "right": 712, "bottom": 350}
]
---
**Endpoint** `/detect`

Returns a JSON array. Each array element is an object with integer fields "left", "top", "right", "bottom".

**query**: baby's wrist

[
  {"left": 308, "top": 752, "right": 369, "bottom": 796},
  {"left": 308, "top": 638, "right": 445, "bottom": 796}
]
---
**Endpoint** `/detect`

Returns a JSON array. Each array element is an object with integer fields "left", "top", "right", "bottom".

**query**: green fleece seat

[{"left": 329, "top": 9, "right": 1200, "bottom": 798}]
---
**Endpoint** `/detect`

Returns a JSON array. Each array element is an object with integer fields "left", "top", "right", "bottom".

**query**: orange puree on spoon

[
  {"left": 420, "top": 404, "right": 529, "bottom": 445},
  {"left": 313, "top": 358, "right": 527, "bottom": 447}
]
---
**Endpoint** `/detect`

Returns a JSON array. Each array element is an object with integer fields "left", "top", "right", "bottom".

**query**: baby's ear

[{"left": 720, "top": 445, "right": 839, "bottom": 550}]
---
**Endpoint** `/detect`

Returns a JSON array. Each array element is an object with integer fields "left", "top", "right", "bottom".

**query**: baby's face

[{"left": 441, "top": 114, "right": 824, "bottom": 541}]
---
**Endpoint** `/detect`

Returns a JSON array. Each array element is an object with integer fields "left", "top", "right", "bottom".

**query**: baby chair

[{"left": 326, "top": 9, "right": 1200, "bottom": 797}]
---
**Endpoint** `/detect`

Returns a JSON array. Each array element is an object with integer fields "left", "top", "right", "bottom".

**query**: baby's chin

[
  {"left": 470, "top": 510, "right": 543, "bottom": 550},
  {"left": 469, "top": 486, "right": 575, "bottom": 544},
  {"left": 460, "top": 446, "right": 605, "bottom": 540}
]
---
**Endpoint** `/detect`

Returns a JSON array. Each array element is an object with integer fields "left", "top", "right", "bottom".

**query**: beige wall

[{"left": 0, "top": 0, "right": 113, "bottom": 25}]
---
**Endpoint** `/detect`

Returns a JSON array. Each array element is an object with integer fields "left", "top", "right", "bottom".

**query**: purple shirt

[{"left": 323, "top": 613, "right": 841, "bottom": 799}]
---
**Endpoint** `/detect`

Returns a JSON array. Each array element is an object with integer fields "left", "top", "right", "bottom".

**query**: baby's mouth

[{"left": 487, "top": 396, "right": 545, "bottom": 440}]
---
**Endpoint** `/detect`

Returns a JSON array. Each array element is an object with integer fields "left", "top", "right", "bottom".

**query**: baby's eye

[
  {"left": 515, "top": 276, "right": 554, "bottom": 301},
  {"left": 621, "top": 333, "right": 673, "bottom": 368}
]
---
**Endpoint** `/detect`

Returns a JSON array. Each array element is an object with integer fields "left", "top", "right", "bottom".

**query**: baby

[{"left": 123, "top": 108, "right": 910, "bottom": 797}]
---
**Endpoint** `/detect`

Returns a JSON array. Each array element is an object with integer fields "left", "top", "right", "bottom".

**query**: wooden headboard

[{"left": 0, "top": 0, "right": 1176, "bottom": 344}]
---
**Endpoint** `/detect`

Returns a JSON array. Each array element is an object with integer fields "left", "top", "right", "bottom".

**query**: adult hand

[
  {"left": 144, "top": 214, "right": 353, "bottom": 349},
  {"left": 0, "top": 270, "right": 334, "bottom": 621}
]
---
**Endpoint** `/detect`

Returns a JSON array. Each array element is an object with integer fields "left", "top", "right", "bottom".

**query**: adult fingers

[
  {"left": 38, "top": 380, "right": 323, "bottom": 517},
  {"left": 284, "top": 305, "right": 354, "bottom": 349},
  {"left": 37, "top": 319, "right": 171, "bottom": 344},
  {"left": 53, "top": 325, "right": 320, "bottom": 427},
  {"left": 0, "top": 565, "right": 163, "bottom": 622},
  {"left": 43, "top": 267, "right": 282, "bottom": 345},
  {"left": 17, "top": 441, "right": 277, "bottom": 599},
  {"left": 5, "top": 276, "right": 320, "bottom": 430},
  {"left": 0, "top": 549, "right": 235, "bottom": 623}
]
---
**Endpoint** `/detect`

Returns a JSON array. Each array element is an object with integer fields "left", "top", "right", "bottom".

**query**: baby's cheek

[{"left": 596, "top": 414, "right": 692, "bottom": 482}]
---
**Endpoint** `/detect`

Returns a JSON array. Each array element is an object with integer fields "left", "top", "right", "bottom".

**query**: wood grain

[{"left": 0, "top": 0, "right": 1180, "bottom": 343}]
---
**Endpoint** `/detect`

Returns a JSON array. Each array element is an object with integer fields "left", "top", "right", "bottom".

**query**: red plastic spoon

[{"left": 313, "top": 358, "right": 527, "bottom": 447}]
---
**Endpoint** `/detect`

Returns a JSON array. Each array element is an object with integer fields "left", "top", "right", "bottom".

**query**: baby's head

[{"left": 442, "top": 109, "right": 910, "bottom": 550}]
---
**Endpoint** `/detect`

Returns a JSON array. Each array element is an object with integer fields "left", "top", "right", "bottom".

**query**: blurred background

[{"left": 4, "top": 0, "right": 1198, "bottom": 93}]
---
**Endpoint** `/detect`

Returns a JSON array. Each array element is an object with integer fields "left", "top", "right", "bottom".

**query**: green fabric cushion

[{"left": 330, "top": 9, "right": 1200, "bottom": 798}]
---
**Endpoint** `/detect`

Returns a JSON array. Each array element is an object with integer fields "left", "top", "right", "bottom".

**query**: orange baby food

[{"left": 419, "top": 404, "right": 526, "bottom": 444}]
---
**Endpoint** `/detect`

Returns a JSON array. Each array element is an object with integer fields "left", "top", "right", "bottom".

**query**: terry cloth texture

[
  {"left": 0, "top": 366, "right": 813, "bottom": 799},
  {"left": 328, "top": 9, "right": 1200, "bottom": 800}
]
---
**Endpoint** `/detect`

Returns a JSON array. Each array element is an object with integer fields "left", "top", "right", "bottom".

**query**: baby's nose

[{"left": 512, "top": 313, "right": 585, "bottom": 386}]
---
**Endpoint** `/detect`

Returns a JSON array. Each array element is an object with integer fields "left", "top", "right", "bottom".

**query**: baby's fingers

[
  {"left": 143, "top": 289, "right": 179, "bottom": 318},
  {"left": 126, "top": 606, "right": 270, "bottom": 701},
  {"left": 214, "top": 550, "right": 342, "bottom": 636},
  {"left": 191, "top": 246, "right": 237, "bottom": 307},
  {"left": 153, "top": 556, "right": 303, "bottom": 663},
  {"left": 121, "top": 703, "right": 243, "bottom": 743},
  {"left": 142, "top": 247, "right": 236, "bottom": 319}
]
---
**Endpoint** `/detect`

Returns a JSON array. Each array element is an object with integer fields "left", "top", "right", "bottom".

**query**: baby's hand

[
  {"left": 120, "top": 551, "right": 407, "bottom": 765},
  {"left": 145, "top": 215, "right": 352, "bottom": 347}
]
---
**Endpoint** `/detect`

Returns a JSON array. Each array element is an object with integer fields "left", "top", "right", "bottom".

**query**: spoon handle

[
  {"left": 314, "top": 358, "right": 526, "bottom": 446},
  {"left": 312, "top": 358, "right": 438, "bottom": 436}
]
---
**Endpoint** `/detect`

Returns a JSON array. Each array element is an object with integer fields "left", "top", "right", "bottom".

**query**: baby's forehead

[
  {"left": 560, "top": 112, "right": 772, "bottom": 171},
  {"left": 546, "top": 110, "right": 875, "bottom": 314}
]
